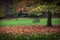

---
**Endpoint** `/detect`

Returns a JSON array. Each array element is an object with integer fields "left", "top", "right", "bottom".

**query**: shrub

[{"left": 0, "top": 33, "right": 60, "bottom": 40}]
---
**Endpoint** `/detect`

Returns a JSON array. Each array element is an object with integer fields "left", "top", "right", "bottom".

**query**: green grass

[{"left": 0, "top": 18, "right": 60, "bottom": 26}]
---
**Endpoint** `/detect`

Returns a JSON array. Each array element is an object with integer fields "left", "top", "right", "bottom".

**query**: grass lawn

[{"left": 0, "top": 18, "right": 60, "bottom": 26}]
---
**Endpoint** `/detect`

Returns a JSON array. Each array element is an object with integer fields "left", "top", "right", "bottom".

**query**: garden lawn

[{"left": 0, "top": 18, "right": 60, "bottom": 26}]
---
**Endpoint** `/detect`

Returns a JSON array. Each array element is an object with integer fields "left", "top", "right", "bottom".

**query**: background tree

[{"left": 41, "top": 0, "right": 60, "bottom": 26}]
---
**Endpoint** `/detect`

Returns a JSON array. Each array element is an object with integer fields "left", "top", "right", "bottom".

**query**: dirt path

[{"left": 0, "top": 25, "right": 60, "bottom": 34}]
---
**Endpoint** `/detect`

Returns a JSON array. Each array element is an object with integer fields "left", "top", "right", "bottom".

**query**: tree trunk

[{"left": 47, "top": 11, "right": 52, "bottom": 27}]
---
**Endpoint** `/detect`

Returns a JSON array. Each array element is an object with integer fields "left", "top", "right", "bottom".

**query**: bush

[{"left": 0, "top": 33, "right": 60, "bottom": 40}]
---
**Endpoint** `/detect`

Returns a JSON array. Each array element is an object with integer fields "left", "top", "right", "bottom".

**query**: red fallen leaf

[{"left": 0, "top": 25, "right": 60, "bottom": 34}]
